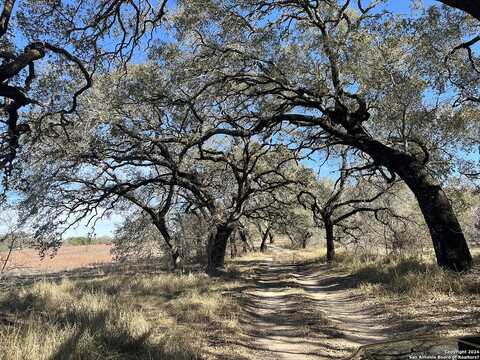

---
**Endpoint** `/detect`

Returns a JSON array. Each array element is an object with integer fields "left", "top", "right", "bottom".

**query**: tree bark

[
  {"left": 268, "top": 229, "right": 274, "bottom": 244},
  {"left": 153, "top": 218, "right": 179, "bottom": 270},
  {"left": 0, "top": 0, "right": 16, "bottom": 38},
  {"left": 258, "top": 223, "right": 271, "bottom": 252},
  {"left": 239, "top": 227, "right": 253, "bottom": 253},
  {"left": 325, "top": 220, "right": 335, "bottom": 262},
  {"left": 302, "top": 235, "right": 307, "bottom": 249},
  {"left": 279, "top": 95, "right": 472, "bottom": 272},
  {"left": 359, "top": 137, "right": 473, "bottom": 271},
  {"left": 231, "top": 234, "right": 237, "bottom": 258},
  {"left": 398, "top": 162, "right": 471, "bottom": 271},
  {"left": 260, "top": 227, "right": 269, "bottom": 252},
  {"left": 206, "top": 223, "right": 235, "bottom": 275}
]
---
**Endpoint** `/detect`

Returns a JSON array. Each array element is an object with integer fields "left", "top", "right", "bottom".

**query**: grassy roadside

[
  {"left": 292, "top": 246, "right": 480, "bottom": 299},
  {"left": 344, "top": 254, "right": 479, "bottom": 299},
  {"left": 328, "top": 252, "right": 480, "bottom": 300},
  {"left": 0, "top": 271, "right": 247, "bottom": 360},
  {"left": 293, "top": 246, "right": 480, "bottom": 337}
]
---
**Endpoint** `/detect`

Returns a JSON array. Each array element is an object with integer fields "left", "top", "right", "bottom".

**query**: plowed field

[{"left": 0, "top": 244, "right": 113, "bottom": 273}]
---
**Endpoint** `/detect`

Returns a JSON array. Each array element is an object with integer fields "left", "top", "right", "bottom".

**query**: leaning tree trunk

[
  {"left": 359, "top": 137, "right": 473, "bottom": 271},
  {"left": 268, "top": 229, "right": 274, "bottom": 244},
  {"left": 206, "top": 223, "right": 235, "bottom": 275},
  {"left": 396, "top": 161, "right": 472, "bottom": 271},
  {"left": 289, "top": 106, "right": 472, "bottom": 270},
  {"left": 259, "top": 224, "right": 270, "bottom": 252},
  {"left": 324, "top": 220, "right": 335, "bottom": 262},
  {"left": 153, "top": 219, "right": 180, "bottom": 270},
  {"left": 239, "top": 227, "right": 254, "bottom": 253}
]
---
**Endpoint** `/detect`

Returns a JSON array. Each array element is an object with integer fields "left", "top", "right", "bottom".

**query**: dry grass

[
  {"left": 329, "top": 252, "right": 480, "bottom": 300},
  {"left": 311, "top": 249, "right": 480, "bottom": 337},
  {"left": 269, "top": 245, "right": 480, "bottom": 338},
  {"left": 0, "top": 271, "right": 244, "bottom": 360},
  {"left": 288, "top": 247, "right": 329, "bottom": 264},
  {"left": 281, "top": 244, "right": 480, "bottom": 300},
  {"left": 2, "top": 243, "right": 478, "bottom": 359}
]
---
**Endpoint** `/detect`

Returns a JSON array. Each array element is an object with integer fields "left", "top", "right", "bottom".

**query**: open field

[{"left": 0, "top": 244, "right": 114, "bottom": 274}]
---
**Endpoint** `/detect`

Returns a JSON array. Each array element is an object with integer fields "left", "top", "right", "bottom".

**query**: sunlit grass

[
  {"left": 330, "top": 251, "right": 480, "bottom": 300},
  {"left": 269, "top": 241, "right": 480, "bottom": 300},
  {"left": 0, "top": 272, "right": 243, "bottom": 360}
]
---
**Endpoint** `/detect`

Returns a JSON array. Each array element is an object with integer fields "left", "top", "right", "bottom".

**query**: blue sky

[
  {"left": 388, "top": 0, "right": 436, "bottom": 13},
  {"left": 63, "top": 214, "right": 123, "bottom": 238}
]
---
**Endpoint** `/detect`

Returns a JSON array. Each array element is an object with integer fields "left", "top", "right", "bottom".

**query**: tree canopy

[{"left": 1, "top": 0, "right": 480, "bottom": 273}]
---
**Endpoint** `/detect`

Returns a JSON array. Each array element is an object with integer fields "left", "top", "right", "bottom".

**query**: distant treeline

[
  {"left": 63, "top": 236, "right": 112, "bottom": 246},
  {"left": 0, "top": 235, "right": 112, "bottom": 252}
]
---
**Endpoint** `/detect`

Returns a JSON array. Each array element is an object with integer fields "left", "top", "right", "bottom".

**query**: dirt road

[{"left": 238, "top": 249, "right": 392, "bottom": 359}]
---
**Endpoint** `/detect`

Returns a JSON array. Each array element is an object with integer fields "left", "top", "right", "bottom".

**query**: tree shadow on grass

[{"left": 0, "top": 258, "right": 171, "bottom": 289}]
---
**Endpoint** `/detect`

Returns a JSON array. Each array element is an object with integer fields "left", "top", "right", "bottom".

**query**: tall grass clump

[{"left": 333, "top": 252, "right": 480, "bottom": 299}]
